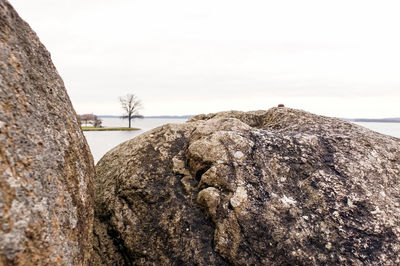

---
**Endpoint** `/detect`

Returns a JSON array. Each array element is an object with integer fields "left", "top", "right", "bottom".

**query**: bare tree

[
  {"left": 93, "top": 116, "right": 102, "bottom": 127},
  {"left": 78, "top": 114, "right": 102, "bottom": 127},
  {"left": 120, "top": 94, "right": 143, "bottom": 128},
  {"left": 79, "top": 114, "right": 92, "bottom": 126}
]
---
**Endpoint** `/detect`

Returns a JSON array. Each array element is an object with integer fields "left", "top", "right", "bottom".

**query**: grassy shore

[{"left": 81, "top": 127, "right": 140, "bottom": 131}]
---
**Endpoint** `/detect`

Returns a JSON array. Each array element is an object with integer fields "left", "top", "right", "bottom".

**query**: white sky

[{"left": 9, "top": 0, "right": 400, "bottom": 117}]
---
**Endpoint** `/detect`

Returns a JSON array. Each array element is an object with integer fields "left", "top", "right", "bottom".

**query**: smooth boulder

[
  {"left": 93, "top": 107, "right": 400, "bottom": 265},
  {"left": 0, "top": 1, "right": 94, "bottom": 265}
]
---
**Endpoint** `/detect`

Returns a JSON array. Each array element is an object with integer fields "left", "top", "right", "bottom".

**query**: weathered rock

[
  {"left": 0, "top": 1, "right": 94, "bottom": 265},
  {"left": 93, "top": 107, "right": 400, "bottom": 265}
]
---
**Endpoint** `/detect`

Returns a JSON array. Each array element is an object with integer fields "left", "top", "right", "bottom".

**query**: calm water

[
  {"left": 84, "top": 118, "right": 187, "bottom": 163},
  {"left": 84, "top": 118, "right": 400, "bottom": 164},
  {"left": 354, "top": 122, "right": 400, "bottom": 138}
]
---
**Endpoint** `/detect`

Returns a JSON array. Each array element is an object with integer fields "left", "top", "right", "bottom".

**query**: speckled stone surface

[
  {"left": 93, "top": 107, "right": 400, "bottom": 265},
  {"left": 0, "top": 1, "right": 95, "bottom": 265}
]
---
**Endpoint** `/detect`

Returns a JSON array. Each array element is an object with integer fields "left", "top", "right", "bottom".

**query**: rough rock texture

[
  {"left": 0, "top": 1, "right": 94, "bottom": 265},
  {"left": 93, "top": 107, "right": 400, "bottom": 265}
]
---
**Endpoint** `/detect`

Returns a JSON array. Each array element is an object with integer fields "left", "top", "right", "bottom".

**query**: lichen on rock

[{"left": 93, "top": 107, "right": 400, "bottom": 265}]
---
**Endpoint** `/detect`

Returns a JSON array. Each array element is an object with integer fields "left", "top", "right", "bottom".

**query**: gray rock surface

[
  {"left": 0, "top": 1, "right": 95, "bottom": 265},
  {"left": 94, "top": 107, "right": 400, "bottom": 265}
]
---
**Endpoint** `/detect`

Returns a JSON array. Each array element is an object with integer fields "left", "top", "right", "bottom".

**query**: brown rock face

[
  {"left": 0, "top": 1, "right": 94, "bottom": 265},
  {"left": 93, "top": 108, "right": 400, "bottom": 265}
]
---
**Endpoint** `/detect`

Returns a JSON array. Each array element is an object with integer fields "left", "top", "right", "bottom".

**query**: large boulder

[
  {"left": 93, "top": 107, "right": 400, "bottom": 265},
  {"left": 0, "top": 1, "right": 94, "bottom": 265}
]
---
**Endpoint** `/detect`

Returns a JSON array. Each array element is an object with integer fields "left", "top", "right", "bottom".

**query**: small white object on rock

[
  {"left": 281, "top": 195, "right": 297, "bottom": 206},
  {"left": 230, "top": 186, "right": 247, "bottom": 208},
  {"left": 234, "top": 151, "right": 244, "bottom": 159},
  {"left": 347, "top": 198, "right": 354, "bottom": 208}
]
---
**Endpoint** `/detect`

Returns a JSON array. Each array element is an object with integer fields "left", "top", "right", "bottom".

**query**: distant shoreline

[
  {"left": 344, "top": 118, "right": 400, "bottom": 123},
  {"left": 97, "top": 115, "right": 400, "bottom": 123},
  {"left": 82, "top": 127, "right": 140, "bottom": 131},
  {"left": 98, "top": 115, "right": 193, "bottom": 119}
]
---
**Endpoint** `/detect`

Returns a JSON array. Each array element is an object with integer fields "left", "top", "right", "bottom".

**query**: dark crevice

[
  {"left": 195, "top": 162, "right": 212, "bottom": 182},
  {"left": 107, "top": 226, "right": 136, "bottom": 266}
]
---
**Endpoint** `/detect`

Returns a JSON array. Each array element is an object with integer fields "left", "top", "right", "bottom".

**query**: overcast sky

[{"left": 10, "top": 0, "right": 400, "bottom": 117}]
